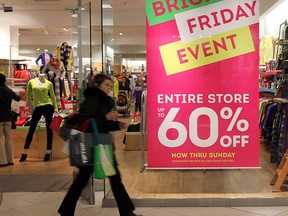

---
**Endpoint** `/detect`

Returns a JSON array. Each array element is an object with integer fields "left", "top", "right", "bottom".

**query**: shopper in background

[
  {"left": 133, "top": 81, "right": 142, "bottom": 112},
  {"left": 0, "top": 73, "right": 21, "bottom": 167},
  {"left": 19, "top": 73, "right": 58, "bottom": 162},
  {"left": 119, "top": 76, "right": 130, "bottom": 93},
  {"left": 128, "top": 74, "right": 136, "bottom": 102},
  {"left": 58, "top": 74, "right": 142, "bottom": 216}
]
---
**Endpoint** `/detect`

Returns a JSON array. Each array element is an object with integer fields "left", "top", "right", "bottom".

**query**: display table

[
  {"left": 12, "top": 127, "right": 68, "bottom": 158},
  {"left": 125, "top": 132, "right": 147, "bottom": 151}
]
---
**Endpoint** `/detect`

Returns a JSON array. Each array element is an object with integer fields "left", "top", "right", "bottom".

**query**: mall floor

[
  {"left": 1, "top": 191, "right": 288, "bottom": 216},
  {"left": 1, "top": 110, "right": 288, "bottom": 215}
]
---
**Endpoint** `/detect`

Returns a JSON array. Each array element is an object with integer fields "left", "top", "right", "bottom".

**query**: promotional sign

[{"left": 146, "top": 0, "right": 260, "bottom": 168}]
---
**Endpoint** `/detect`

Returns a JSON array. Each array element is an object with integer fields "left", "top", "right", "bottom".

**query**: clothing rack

[
  {"left": 259, "top": 96, "right": 288, "bottom": 167},
  {"left": 273, "top": 98, "right": 288, "bottom": 103},
  {"left": 140, "top": 90, "right": 147, "bottom": 173}
]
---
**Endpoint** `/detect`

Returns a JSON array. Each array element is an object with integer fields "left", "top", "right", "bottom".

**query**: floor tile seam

[
  {"left": 275, "top": 210, "right": 288, "bottom": 216},
  {"left": 230, "top": 206, "right": 281, "bottom": 216},
  {"left": 140, "top": 207, "right": 187, "bottom": 216}
]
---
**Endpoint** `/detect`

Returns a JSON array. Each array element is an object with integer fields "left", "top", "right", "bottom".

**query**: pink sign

[{"left": 146, "top": 0, "right": 260, "bottom": 168}]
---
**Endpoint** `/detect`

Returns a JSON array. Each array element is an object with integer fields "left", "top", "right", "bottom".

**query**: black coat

[
  {"left": 78, "top": 87, "right": 120, "bottom": 133},
  {"left": 0, "top": 84, "right": 21, "bottom": 122}
]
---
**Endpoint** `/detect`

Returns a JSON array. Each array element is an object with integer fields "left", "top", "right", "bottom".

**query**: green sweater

[{"left": 27, "top": 78, "right": 58, "bottom": 111}]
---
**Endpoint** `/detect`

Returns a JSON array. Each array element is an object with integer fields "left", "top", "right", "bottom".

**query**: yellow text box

[{"left": 160, "top": 26, "right": 255, "bottom": 76}]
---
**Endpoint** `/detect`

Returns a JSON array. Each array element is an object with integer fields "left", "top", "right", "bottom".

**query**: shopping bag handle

[{"left": 90, "top": 118, "right": 101, "bottom": 144}]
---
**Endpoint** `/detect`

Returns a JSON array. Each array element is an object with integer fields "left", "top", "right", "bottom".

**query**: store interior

[{"left": 1, "top": 0, "right": 288, "bottom": 207}]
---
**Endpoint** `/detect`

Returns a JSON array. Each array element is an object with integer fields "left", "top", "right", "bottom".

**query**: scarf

[{"left": 50, "top": 56, "right": 61, "bottom": 69}]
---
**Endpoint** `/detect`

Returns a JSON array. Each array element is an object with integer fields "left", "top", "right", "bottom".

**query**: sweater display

[{"left": 27, "top": 78, "right": 58, "bottom": 111}]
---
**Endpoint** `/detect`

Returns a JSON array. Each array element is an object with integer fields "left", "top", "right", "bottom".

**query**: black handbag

[
  {"left": 10, "top": 111, "right": 19, "bottom": 129},
  {"left": 58, "top": 113, "right": 91, "bottom": 141}
]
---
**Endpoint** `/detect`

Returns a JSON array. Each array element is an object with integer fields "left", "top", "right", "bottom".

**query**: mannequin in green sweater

[{"left": 19, "top": 74, "right": 58, "bottom": 162}]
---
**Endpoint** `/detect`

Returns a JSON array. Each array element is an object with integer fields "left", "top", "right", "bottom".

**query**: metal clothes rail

[{"left": 140, "top": 90, "right": 147, "bottom": 172}]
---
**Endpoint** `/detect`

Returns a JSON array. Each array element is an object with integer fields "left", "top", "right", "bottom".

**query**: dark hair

[
  {"left": 0, "top": 73, "right": 6, "bottom": 85},
  {"left": 92, "top": 73, "right": 112, "bottom": 87}
]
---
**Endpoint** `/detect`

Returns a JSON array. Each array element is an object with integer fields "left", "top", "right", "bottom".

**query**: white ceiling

[
  {"left": 0, "top": 0, "right": 281, "bottom": 60},
  {"left": 0, "top": 0, "right": 146, "bottom": 59}
]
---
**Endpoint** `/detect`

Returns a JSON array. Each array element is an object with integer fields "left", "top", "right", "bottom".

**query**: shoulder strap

[{"left": 91, "top": 118, "right": 101, "bottom": 144}]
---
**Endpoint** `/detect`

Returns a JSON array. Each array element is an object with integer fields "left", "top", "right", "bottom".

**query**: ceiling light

[
  {"left": 102, "top": 3, "right": 112, "bottom": 9},
  {"left": 119, "top": 32, "right": 123, "bottom": 36}
]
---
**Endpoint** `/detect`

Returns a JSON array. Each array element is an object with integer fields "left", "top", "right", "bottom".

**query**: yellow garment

[
  {"left": 113, "top": 77, "right": 119, "bottom": 99},
  {"left": 56, "top": 45, "right": 73, "bottom": 71},
  {"left": 67, "top": 51, "right": 74, "bottom": 71},
  {"left": 56, "top": 46, "right": 61, "bottom": 60},
  {"left": 27, "top": 78, "right": 58, "bottom": 111},
  {"left": 259, "top": 36, "right": 274, "bottom": 65}
]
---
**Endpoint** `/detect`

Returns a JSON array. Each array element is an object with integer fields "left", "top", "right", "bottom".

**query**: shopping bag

[
  {"left": 68, "top": 129, "right": 95, "bottom": 166},
  {"left": 94, "top": 143, "right": 115, "bottom": 179},
  {"left": 50, "top": 115, "right": 63, "bottom": 132},
  {"left": 90, "top": 119, "right": 116, "bottom": 179}
]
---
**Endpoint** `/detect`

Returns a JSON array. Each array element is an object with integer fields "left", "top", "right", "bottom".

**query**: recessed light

[
  {"left": 102, "top": 3, "right": 112, "bottom": 9},
  {"left": 119, "top": 32, "right": 123, "bottom": 36}
]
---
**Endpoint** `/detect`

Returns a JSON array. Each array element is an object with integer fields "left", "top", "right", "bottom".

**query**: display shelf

[
  {"left": 259, "top": 71, "right": 283, "bottom": 75},
  {"left": 273, "top": 98, "right": 288, "bottom": 103},
  {"left": 12, "top": 129, "right": 67, "bottom": 158},
  {"left": 275, "top": 39, "right": 288, "bottom": 45},
  {"left": 259, "top": 87, "right": 277, "bottom": 93},
  {"left": 259, "top": 71, "right": 282, "bottom": 92}
]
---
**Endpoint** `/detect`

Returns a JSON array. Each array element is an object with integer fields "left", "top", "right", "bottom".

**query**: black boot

[
  {"left": 127, "top": 212, "right": 142, "bottom": 216},
  {"left": 19, "top": 154, "right": 27, "bottom": 162},
  {"left": 43, "top": 153, "right": 51, "bottom": 162}
]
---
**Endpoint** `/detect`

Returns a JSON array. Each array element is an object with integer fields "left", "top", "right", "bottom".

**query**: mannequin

[
  {"left": 19, "top": 74, "right": 58, "bottom": 162},
  {"left": 42, "top": 56, "right": 66, "bottom": 109},
  {"left": 58, "top": 42, "right": 74, "bottom": 99},
  {"left": 35, "top": 49, "right": 53, "bottom": 72}
]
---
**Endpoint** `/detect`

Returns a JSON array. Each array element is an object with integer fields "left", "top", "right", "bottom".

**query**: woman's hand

[
  {"left": 105, "top": 111, "right": 117, "bottom": 121},
  {"left": 119, "top": 122, "right": 128, "bottom": 129}
]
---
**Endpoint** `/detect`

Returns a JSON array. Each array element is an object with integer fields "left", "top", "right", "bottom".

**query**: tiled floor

[
  {"left": 2, "top": 114, "right": 288, "bottom": 215},
  {"left": 1, "top": 192, "right": 288, "bottom": 216}
]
